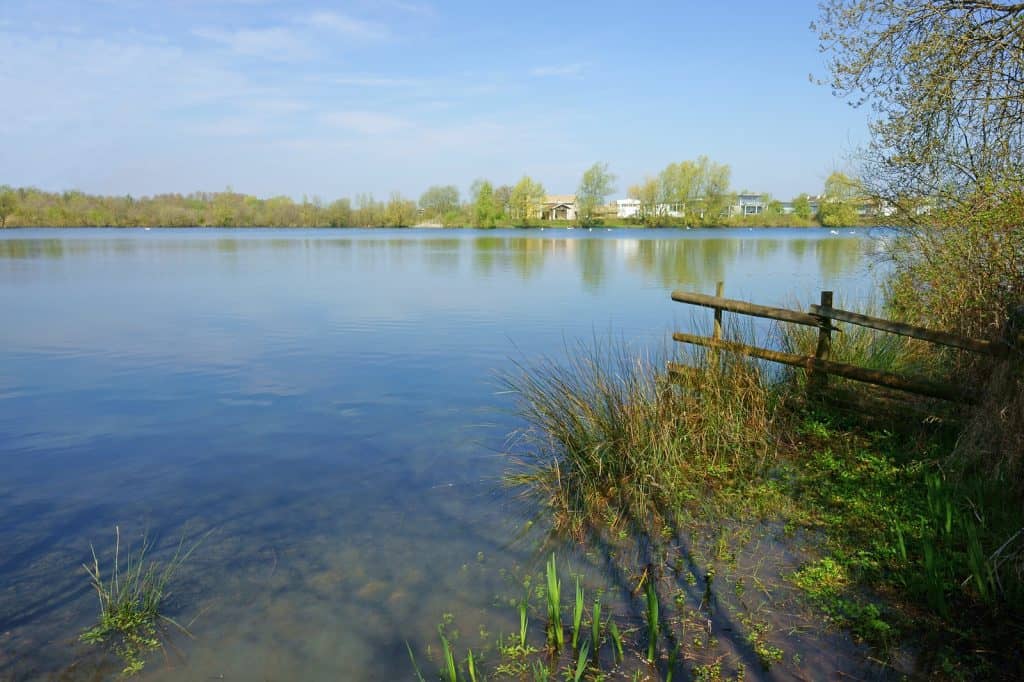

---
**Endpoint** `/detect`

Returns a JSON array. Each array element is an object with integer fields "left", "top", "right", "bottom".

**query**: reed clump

[
  {"left": 80, "top": 527, "right": 201, "bottom": 676},
  {"left": 502, "top": 338, "right": 783, "bottom": 536}
]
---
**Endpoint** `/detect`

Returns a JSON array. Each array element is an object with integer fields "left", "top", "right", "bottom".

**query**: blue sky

[{"left": 0, "top": 1, "right": 870, "bottom": 202}]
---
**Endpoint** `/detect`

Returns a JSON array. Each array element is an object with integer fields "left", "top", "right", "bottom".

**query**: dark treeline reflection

[{"left": 0, "top": 230, "right": 873, "bottom": 289}]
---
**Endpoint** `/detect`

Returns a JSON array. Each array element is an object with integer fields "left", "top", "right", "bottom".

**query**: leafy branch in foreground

[{"left": 80, "top": 526, "right": 205, "bottom": 676}]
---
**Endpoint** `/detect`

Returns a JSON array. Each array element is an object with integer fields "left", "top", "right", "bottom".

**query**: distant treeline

[
  {"left": 0, "top": 158, "right": 864, "bottom": 229},
  {"left": 0, "top": 186, "right": 420, "bottom": 228}
]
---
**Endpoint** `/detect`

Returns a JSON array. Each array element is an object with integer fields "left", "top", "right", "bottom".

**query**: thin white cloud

[
  {"left": 193, "top": 26, "right": 314, "bottom": 61},
  {"left": 322, "top": 76, "right": 423, "bottom": 87},
  {"left": 531, "top": 63, "right": 586, "bottom": 78},
  {"left": 379, "top": 0, "right": 436, "bottom": 16},
  {"left": 322, "top": 111, "right": 412, "bottom": 135},
  {"left": 304, "top": 11, "right": 389, "bottom": 40}
]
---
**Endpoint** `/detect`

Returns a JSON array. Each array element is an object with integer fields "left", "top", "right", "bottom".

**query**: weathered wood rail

[{"left": 670, "top": 283, "right": 1022, "bottom": 405}]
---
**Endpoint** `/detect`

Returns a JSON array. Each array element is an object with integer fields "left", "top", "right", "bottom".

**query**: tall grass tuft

[
  {"left": 503, "top": 337, "right": 780, "bottom": 535},
  {"left": 80, "top": 526, "right": 202, "bottom": 677}
]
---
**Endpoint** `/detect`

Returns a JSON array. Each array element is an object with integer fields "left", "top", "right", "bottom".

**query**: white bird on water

[{"left": 830, "top": 230, "right": 840, "bottom": 235}]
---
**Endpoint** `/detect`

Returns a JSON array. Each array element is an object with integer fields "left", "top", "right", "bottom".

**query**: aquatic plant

[
  {"left": 438, "top": 626, "right": 457, "bottom": 682},
  {"left": 644, "top": 574, "right": 659, "bottom": 663},
  {"left": 79, "top": 526, "right": 201, "bottom": 677},
  {"left": 405, "top": 641, "right": 427, "bottom": 682},
  {"left": 590, "top": 597, "right": 601, "bottom": 667},
  {"left": 572, "top": 639, "right": 589, "bottom": 682},
  {"left": 608, "top": 618, "right": 624, "bottom": 663},
  {"left": 518, "top": 594, "right": 529, "bottom": 648},
  {"left": 571, "top": 576, "right": 584, "bottom": 650},
  {"left": 545, "top": 553, "right": 563, "bottom": 651}
]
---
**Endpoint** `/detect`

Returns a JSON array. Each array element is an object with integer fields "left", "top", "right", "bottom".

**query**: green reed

[
  {"left": 608, "top": 619, "right": 624, "bottom": 663},
  {"left": 438, "top": 626, "right": 457, "bottom": 682},
  {"left": 571, "top": 576, "right": 584, "bottom": 650},
  {"left": 590, "top": 597, "right": 601, "bottom": 667},
  {"left": 572, "top": 639, "right": 590, "bottom": 682},
  {"left": 80, "top": 526, "right": 204, "bottom": 677},
  {"left": 545, "top": 553, "right": 563, "bottom": 651},
  {"left": 645, "top": 576, "right": 660, "bottom": 663}
]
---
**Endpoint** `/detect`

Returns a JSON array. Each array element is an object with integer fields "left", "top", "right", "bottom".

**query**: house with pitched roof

[{"left": 541, "top": 195, "right": 577, "bottom": 220}]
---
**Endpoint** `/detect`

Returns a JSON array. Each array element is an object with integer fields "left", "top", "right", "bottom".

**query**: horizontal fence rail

[
  {"left": 808, "top": 304, "right": 1006, "bottom": 356},
  {"left": 670, "top": 333, "right": 975, "bottom": 404},
  {"left": 669, "top": 283, "right": 1018, "bottom": 406}
]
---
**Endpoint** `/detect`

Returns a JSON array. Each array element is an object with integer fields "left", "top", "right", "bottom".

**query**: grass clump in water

[
  {"left": 80, "top": 526, "right": 202, "bottom": 676},
  {"left": 502, "top": 337, "right": 782, "bottom": 536}
]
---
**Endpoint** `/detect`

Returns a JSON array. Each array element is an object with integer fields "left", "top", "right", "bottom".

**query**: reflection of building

[{"left": 541, "top": 195, "right": 577, "bottom": 220}]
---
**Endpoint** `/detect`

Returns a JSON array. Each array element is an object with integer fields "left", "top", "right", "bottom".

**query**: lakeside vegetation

[{"left": 0, "top": 163, "right": 867, "bottom": 230}]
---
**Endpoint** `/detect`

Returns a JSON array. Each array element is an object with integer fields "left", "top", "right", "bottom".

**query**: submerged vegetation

[{"left": 80, "top": 527, "right": 204, "bottom": 676}]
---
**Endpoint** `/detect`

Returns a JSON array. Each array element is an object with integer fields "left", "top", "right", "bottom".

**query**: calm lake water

[{"left": 0, "top": 228, "right": 890, "bottom": 680}]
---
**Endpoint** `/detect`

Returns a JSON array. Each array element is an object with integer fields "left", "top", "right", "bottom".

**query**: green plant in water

[
  {"left": 545, "top": 553, "right": 563, "bottom": 652},
  {"left": 645, "top": 575, "right": 660, "bottom": 663},
  {"left": 466, "top": 649, "right": 478, "bottom": 682},
  {"left": 518, "top": 593, "right": 529, "bottom": 648},
  {"left": 438, "top": 626, "right": 458, "bottom": 682},
  {"left": 666, "top": 641, "right": 681, "bottom": 682},
  {"left": 406, "top": 641, "right": 427, "bottom": 682},
  {"left": 79, "top": 526, "right": 201, "bottom": 677},
  {"left": 573, "top": 638, "right": 590, "bottom": 682},
  {"left": 608, "top": 619, "right": 623, "bottom": 663},
  {"left": 532, "top": 660, "right": 550, "bottom": 682},
  {"left": 591, "top": 597, "right": 601, "bottom": 667},
  {"left": 572, "top": 576, "right": 584, "bottom": 650}
]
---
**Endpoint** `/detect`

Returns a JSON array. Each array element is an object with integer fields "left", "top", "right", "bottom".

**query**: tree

[
  {"left": 470, "top": 179, "right": 498, "bottom": 228},
  {"left": 576, "top": 162, "right": 616, "bottom": 226},
  {"left": 818, "top": 171, "right": 862, "bottom": 227},
  {"left": 509, "top": 176, "right": 546, "bottom": 226},
  {"left": 628, "top": 178, "right": 662, "bottom": 225},
  {"left": 792, "top": 194, "right": 813, "bottom": 220},
  {"left": 419, "top": 185, "right": 460, "bottom": 221},
  {"left": 384, "top": 191, "right": 416, "bottom": 227},
  {"left": 815, "top": 1, "right": 1024, "bottom": 203},
  {"left": 0, "top": 189, "right": 17, "bottom": 228}
]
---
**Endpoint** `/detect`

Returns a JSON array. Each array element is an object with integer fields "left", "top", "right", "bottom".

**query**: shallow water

[{"left": 0, "top": 227, "right": 890, "bottom": 679}]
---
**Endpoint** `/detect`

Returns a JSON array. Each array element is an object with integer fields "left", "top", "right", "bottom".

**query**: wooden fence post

[
  {"left": 712, "top": 281, "right": 724, "bottom": 370},
  {"left": 811, "top": 290, "right": 834, "bottom": 395}
]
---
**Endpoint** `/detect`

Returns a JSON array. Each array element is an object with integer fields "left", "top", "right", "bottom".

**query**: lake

[{"left": 0, "top": 227, "right": 890, "bottom": 679}]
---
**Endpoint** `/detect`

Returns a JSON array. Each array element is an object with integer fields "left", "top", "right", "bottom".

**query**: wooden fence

[{"left": 668, "top": 283, "right": 1023, "bottom": 405}]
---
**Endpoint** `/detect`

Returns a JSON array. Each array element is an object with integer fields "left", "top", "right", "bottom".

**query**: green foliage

[
  {"left": 576, "top": 162, "right": 616, "bottom": 226},
  {"left": 815, "top": 1, "right": 1024, "bottom": 200},
  {"left": 510, "top": 176, "right": 546, "bottom": 226},
  {"left": 792, "top": 194, "right": 812, "bottom": 220},
  {"left": 817, "top": 172, "right": 861, "bottom": 227},
  {"left": 644, "top": 576, "right": 659, "bottom": 663},
  {"left": 80, "top": 527, "right": 201, "bottom": 676},
  {"left": 545, "top": 554, "right": 564, "bottom": 652},
  {"left": 571, "top": 576, "right": 584, "bottom": 650},
  {"left": 419, "top": 185, "right": 461, "bottom": 220},
  {"left": 0, "top": 188, "right": 17, "bottom": 228},
  {"left": 471, "top": 180, "right": 498, "bottom": 228}
]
